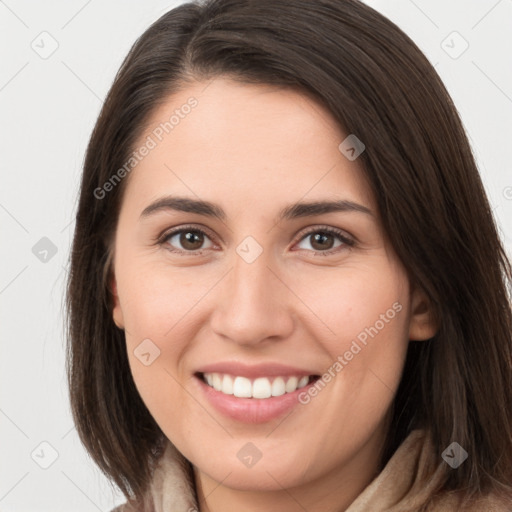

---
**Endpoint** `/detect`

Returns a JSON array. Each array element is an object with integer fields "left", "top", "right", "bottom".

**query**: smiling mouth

[{"left": 196, "top": 372, "right": 321, "bottom": 399}]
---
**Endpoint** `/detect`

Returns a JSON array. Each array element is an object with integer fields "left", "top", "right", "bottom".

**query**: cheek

[
  {"left": 116, "top": 260, "right": 204, "bottom": 405},
  {"left": 119, "top": 258, "right": 205, "bottom": 341},
  {"left": 293, "top": 263, "right": 410, "bottom": 416},
  {"left": 294, "top": 262, "right": 408, "bottom": 351}
]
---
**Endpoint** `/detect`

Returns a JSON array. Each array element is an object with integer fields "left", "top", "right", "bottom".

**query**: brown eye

[
  {"left": 295, "top": 227, "right": 354, "bottom": 255},
  {"left": 179, "top": 231, "right": 205, "bottom": 250},
  {"left": 161, "top": 227, "right": 214, "bottom": 253},
  {"left": 309, "top": 232, "right": 336, "bottom": 251}
]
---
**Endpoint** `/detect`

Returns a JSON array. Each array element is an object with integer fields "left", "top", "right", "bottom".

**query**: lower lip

[{"left": 194, "top": 374, "right": 318, "bottom": 424}]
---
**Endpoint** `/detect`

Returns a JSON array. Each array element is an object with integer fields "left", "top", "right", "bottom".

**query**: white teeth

[
  {"left": 212, "top": 373, "right": 222, "bottom": 391},
  {"left": 252, "top": 377, "right": 272, "bottom": 399},
  {"left": 202, "top": 373, "right": 313, "bottom": 398},
  {"left": 271, "top": 377, "right": 286, "bottom": 397},
  {"left": 298, "top": 376, "right": 309, "bottom": 388},
  {"left": 285, "top": 376, "right": 298, "bottom": 393},
  {"left": 233, "top": 376, "right": 252, "bottom": 398},
  {"left": 222, "top": 374, "right": 234, "bottom": 394}
]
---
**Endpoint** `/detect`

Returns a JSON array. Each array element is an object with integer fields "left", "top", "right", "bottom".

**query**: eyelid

[
  {"left": 157, "top": 223, "right": 218, "bottom": 245},
  {"left": 292, "top": 224, "right": 355, "bottom": 254},
  {"left": 294, "top": 224, "right": 354, "bottom": 244}
]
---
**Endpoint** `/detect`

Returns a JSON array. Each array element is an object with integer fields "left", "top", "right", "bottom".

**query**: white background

[{"left": 1, "top": 0, "right": 511, "bottom": 510}]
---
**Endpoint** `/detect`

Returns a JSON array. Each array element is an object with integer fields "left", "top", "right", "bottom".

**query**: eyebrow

[{"left": 139, "top": 195, "right": 373, "bottom": 222}]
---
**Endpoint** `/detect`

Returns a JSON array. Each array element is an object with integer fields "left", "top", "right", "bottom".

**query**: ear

[
  {"left": 110, "top": 274, "right": 125, "bottom": 330},
  {"left": 408, "top": 283, "right": 438, "bottom": 341}
]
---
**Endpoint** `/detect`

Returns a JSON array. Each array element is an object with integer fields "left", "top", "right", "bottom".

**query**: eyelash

[{"left": 156, "top": 224, "right": 355, "bottom": 257}]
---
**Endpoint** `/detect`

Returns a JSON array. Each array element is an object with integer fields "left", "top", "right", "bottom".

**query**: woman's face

[{"left": 111, "top": 77, "right": 435, "bottom": 499}]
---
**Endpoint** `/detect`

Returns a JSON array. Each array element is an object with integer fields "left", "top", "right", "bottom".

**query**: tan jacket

[{"left": 111, "top": 429, "right": 511, "bottom": 511}]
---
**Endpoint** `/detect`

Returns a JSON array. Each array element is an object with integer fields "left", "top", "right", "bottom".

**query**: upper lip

[{"left": 195, "top": 361, "right": 320, "bottom": 379}]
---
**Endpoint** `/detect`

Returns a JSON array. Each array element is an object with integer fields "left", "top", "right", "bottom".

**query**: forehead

[{"left": 122, "top": 77, "right": 374, "bottom": 215}]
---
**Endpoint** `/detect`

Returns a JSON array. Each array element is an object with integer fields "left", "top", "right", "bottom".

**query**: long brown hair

[{"left": 65, "top": 0, "right": 512, "bottom": 507}]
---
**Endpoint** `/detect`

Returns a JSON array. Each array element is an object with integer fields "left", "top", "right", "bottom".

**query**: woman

[{"left": 65, "top": 0, "right": 512, "bottom": 510}]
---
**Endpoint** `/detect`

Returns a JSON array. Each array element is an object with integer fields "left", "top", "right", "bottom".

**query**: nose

[{"left": 209, "top": 250, "right": 294, "bottom": 347}]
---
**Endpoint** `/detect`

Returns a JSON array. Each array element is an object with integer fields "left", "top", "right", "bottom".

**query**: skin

[{"left": 110, "top": 77, "right": 437, "bottom": 512}]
